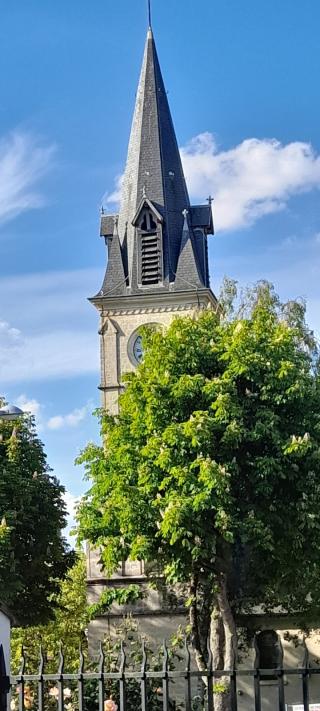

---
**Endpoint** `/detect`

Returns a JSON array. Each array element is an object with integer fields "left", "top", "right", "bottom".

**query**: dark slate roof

[
  {"left": 132, "top": 197, "right": 163, "bottom": 226},
  {"left": 98, "top": 28, "right": 214, "bottom": 299},
  {"left": 193, "top": 228, "right": 210, "bottom": 287},
  {"left": 174, "top": 213, "right": 204, "bottom": 291},
  {"left": 190, "top": 205, "right": 214, "bottom": 234},
  {"left": 100, "top": 214, "right": 118, "bottom": 238},
  {"left": 116, "top": 28, "right": 190, "bottom": 289},
  {"left": 101, "top": 222, "right": 127, "bottom": 296}
]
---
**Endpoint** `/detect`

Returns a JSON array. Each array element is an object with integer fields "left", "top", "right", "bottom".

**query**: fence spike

[
  {"left": 278, "top": 634, "right": 284, "bottom": 667},
  {"left": 277, "top": 635, "right": 285, "bottom": 711},
  {"left": 79, "top": 644, "right": 85, "bottom": 674},
  {"left": 302, "top": 638, "right": 310, "bottom": 711},
  {"left": 58, "top": 643, "right": 65, "bottom": 675},
  {"left": 303, "top": 639, "right": 310, "bottom": 670},
  {"left": 184, "top": 637, "right": 191, "bottom": 672},
  {"left": 19, "top": 646, "right": 26, "bottom": 675},
  {"left": 141, "top": 640, "right": 147, "bottom": 674},
  {"left": 119, "top": 640, "right": 126, "bottom": 674},
  {"left": 38, "top": 645, "right": 45, "bottom": 675},
  {"left": 162, "top": 640, "right": 169, "bottom": 673},
  {"left": 253, "top": 635, "right": 260, "bottom": 669},
  {"left": 207, "top": 636, "right": 213, "bottom": 671},
  {"left": 98, "top": 641, "right": 105, "bottom": 674}
]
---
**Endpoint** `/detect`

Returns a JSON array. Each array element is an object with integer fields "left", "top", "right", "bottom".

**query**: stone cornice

[
  {"left": 90, "top": 288, "right": 218, "bottom": 316},
  {"left": 97, "top": 609, "right": 187, "bottom": 619},
  {"left": 88, "top": 576, "right": 147, "bottom": 586}
]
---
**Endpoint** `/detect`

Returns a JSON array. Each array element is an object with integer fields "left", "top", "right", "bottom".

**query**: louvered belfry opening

[
  {"left": 138, "top": 209, "right": 163, "bottom": 286},
  {"left": 141, "top": 233, "right": 160, "bottom": 284}
]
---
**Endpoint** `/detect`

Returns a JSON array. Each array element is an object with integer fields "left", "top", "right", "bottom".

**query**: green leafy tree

[
  {"left": 77, "top": 281, "right": 320, "bottom": 710},
  {"left": 0, "top": 411, "right": 74, "bottom": 624},
  {"left": 11, "top": 557, "right": 88, "bottom": 672}
]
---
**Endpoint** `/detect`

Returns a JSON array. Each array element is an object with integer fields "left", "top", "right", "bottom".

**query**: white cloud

[
  {"left": 0, "top": 131, "right": 55, "bottom": 226},
  {"left": 104, "top": 133, "right": 320, "bottom": 232},
  {"left": 9, "top": 393, "right": 94, "bottom": 434},
  {"left": 16, "top": 394, "right": 41, "bottom": 419},
  {"left": 0, "top": 320, "right": 22, "bottom": 349},
  {"left": 103, "top": 173, "right": 123, "bottom": 206},
  {"left": 47, "top": 401, "right": 93, "bottom": 431},
  {"left": 180, "top": 132, "right": 320, "bottom": 231}
]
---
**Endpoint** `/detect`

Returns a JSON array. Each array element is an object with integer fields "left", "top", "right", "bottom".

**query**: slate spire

[
  {"left": 117, "top": 27, "right": 190, "bottom": 285},
  {"left": 101, "top": 217, "right": 127, "bottom": 296},
  {"left": 99, "top": 27, "right": 214, "bottom": 297},
  {"left": 175, "top": 210, "right": 203, "bottom": 290}
]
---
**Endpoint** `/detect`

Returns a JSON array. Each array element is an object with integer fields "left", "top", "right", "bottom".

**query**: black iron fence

[{"left": 0, "top": 641, "right": 318, "bottom": 711}]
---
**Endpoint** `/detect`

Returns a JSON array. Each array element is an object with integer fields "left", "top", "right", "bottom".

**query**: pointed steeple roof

[
  {"left": 96, "top": 26, "right": 215, "bottom": 302},
  {"left": 175, "top": 210, "right": 204, "bottom": 291},
  {"left": 101, "top": 217, "right": 127, "bottom": 296},
  {"left": 117, "top": 27, "right": 190, "bottom": 285}
]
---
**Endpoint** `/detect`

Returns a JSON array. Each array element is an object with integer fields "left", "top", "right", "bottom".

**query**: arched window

[
  {"left": 255, "top": 630, "right": 282, "bottom": 680},
  {"left": 137, "top": 208, "right": 163, "bottom": 286}
]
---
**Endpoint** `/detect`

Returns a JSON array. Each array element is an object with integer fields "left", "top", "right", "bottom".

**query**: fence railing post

[
  {"left": 140, "top": 640, "right": 147, "bottom": 711},
  {"left": 8, "top": 636, "right": 320, "bottom": 711},
  {"left": 119, "top": 641, "right": 127, "bottom": 711},
  {"left": 253, "top": 636, "right": 261, "bottom": 711},
  {"left": 302, "top": 642, "right": 310, "bottom": 711},
  {"left": 207, "top": 637, "right": 214, "bottom": 711},
  {"left": 184, "top": 639, "right": 191, "bottom": 711},
  {"left": 38, "top": 646, "right": 44, "bottom": 711},
  {"left": 57, "top": 643, "right": 65, "bottom": 711},
  {"left": 230, "top": 662, "right": 238, "bottom": 711},
  {"left": 162, "top": 641, "right": 169, "bottom": 711},
  {"left": 277, "top": 638, "right": 285, "bottom": 711},
  {"left": 78, "top": 645, "right": 85, "bottom": 711},
  {"left": 98, "top": 641, "right": 105, "bottom": 711},
  {"left": 18, "top": 646, "right": 25, "bottom": 711}
]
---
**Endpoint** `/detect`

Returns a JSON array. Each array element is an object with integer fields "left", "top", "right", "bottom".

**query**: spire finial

[{"left": 147, "top": 0, "right": 152, "bottom": 28}]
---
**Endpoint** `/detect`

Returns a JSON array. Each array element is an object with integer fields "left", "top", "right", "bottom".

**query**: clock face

[{"left": 133, "top": 335, "right": 143, "bottom": 364}]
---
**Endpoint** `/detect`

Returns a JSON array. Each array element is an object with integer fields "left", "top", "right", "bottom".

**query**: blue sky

[{"left": 1, "top": 0, "right": 320, "bottom": 534}]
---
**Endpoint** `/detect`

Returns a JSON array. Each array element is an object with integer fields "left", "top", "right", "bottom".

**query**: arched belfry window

[
  {"left": 136, "top": 205, "right": 163, "bottom": 286},
  {"left": 140, "top": 210, "right": 157, "bottom": 232}
]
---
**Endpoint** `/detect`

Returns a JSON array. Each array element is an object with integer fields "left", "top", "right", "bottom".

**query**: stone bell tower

[
  {"left": 90, "top": 25, "right": 217, "bottom": 417},
  {"left": 87, "top": 21, "right": 218, "bottom": 643}
]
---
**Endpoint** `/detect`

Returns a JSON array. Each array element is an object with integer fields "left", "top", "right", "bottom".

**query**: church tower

[
  {"left": 87, "top": 17, "right": 218, "bottom": 650},
  {"left": 90, "top": 24, "right": 217, "bottom": 416}
]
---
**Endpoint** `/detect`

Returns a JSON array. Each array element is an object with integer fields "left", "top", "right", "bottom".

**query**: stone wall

[{"left": 96, "top": 290, "right": 217, "bottom": 414}]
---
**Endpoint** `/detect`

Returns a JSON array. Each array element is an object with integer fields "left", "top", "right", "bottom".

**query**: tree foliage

[
  {"left": 0, "top": 411, "right": 74, "bottom": 624},
  {"left": 11, "top": 557, "right": 88, "bottom": 672},
  {"left": 77, "top": 281, "right": 320, "bottom": 706}
]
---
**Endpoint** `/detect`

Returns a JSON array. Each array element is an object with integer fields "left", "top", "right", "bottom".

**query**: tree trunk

[
  {"left": 189, "top": 574, "right": 207, "bottom": 672},
  {"left": 189, "top": 572, "right": 237, "bottom": 711},
  {"left": 210, "top": 574, "right": 238, "bottom": 711}
]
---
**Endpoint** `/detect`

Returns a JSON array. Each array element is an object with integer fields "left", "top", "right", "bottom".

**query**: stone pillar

[{"left": 100, "top": 317, "right": 120, "bottom": 415}]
